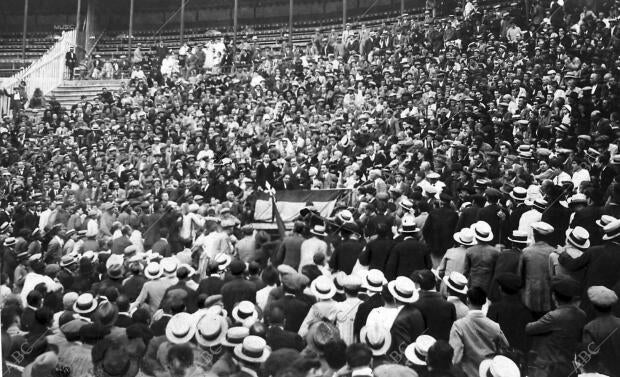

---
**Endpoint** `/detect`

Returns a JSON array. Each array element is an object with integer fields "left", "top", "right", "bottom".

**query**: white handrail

[{"left": 0, "top": 29, "right": 77, "bottom": 117}]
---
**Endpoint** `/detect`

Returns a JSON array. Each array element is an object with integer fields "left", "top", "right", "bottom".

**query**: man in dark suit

[
  {"left": 477, "top": 188, "right": 510, "bottom": 246},
  {"left": 386, "top": 218, "right": 432, "bottom": 280},
  {"left": 508, "top": 188, "right": 530, "bottom": 232},
  {"left": 161, "top": 266, "right": 198, "bottom": 313},
  {"left": 422, "top": 193, "right": 459, "bottom": 264},
  {"left": 329, "top": 223, "right": 364, "bottom": 274},
  {"left": 115, "top": 295, "right": 134, "bottom": 328},
  {"left": 65, "top": 47, "right": 77, "bottom": 79},
  {"left": 197, "top": 261, "right": 225, "bottom": 296},
  {"left": 487, "top": 273, "right": 533, "bottom": 356},
  {"left": 541, "top": 185, "right": 571, "bottom": 247},
  {"left": 111, "top": 226, "right": 133, "bottom": 255},
  {"left": 220, "top": 260, "right": 257, "bottom": 314},
  {"left": 559, "top": 220, "right": 620, "bottom": 318},
  {"left": 21, "top": 290, "right": 43, "bottom": 332},
  {"left": 353, "top": 271, "right": 386, "bottom": 338},
  {"left": 455, "top": 194, "right": 484, "bottom": 231},
  {"left": 265, "top": 306, "right": 305, "bottom": 351},
  {"left": 584, "top": 286, "right": 620, "bottom": 377},
  {"left": 268, "top": 273, "right": 312, "bottom": 333},
  {"left": 571, "top": 188, "right": 605, "bottom": 246},
  {"left": 256, "top": 154, "right": 278, "bottom": 190},
  {"left": 411, "top": 270, "right": 455, "bottom": 341},
  {"left": 526, "top": 278, "right": 587, "bottom": 377}
]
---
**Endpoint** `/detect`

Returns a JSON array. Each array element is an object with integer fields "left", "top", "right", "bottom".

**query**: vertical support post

[
  {"left": 22, "top": 0, "right": 29, "bottom": 63},
  {"left": 76, "top": 0, "right": 82, "bottom": 32},
  {"left": 128, "top": 0, "right": 135, "bottom": 59},
  {"left": 342, "top": 0, "right": 347, "bottom": 31},
  {"left": 401, "top": 0, "right": 404, "bottom": 15},
  {"left": 233, "top": 0, "right": 238, "bottom": 70},
  {"left": 289, "top": 0, "right": 293, "bottom": 46},
  {"left": 180, "top": 0, "right": 185, "bottom": 44}
]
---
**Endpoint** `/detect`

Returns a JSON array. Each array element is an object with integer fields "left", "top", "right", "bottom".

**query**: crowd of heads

[{"left": 2, "top": 0, "right": 620, "bottom": 376}]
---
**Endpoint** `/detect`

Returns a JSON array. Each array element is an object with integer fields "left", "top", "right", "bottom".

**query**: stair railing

[{"left": 0, "top": 29, "right": 77, "bottom": 117}]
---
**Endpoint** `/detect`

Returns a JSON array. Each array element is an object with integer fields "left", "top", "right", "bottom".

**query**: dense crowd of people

[{"left": 2, "top": 0, "right": 620, "bottom": 376}]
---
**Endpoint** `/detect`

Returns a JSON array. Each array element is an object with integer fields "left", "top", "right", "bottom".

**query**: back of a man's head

[
  {"left": 467, "top": 287, "right": 487, "bottom": 308},
  {"left": 269, "top": 306, "right": 285, "bottom": 326},
  {"left": 116, "top": 295, "right": 130, "bottom": 312},
  {"left": 427, "top": 340, "right": 454, "bottom": 371},
  {"left": 346, "top": 343, "right": 372, "bottom": 369},
  {"left": 411, "top": 269, "right": 436, "bottom": 291}
]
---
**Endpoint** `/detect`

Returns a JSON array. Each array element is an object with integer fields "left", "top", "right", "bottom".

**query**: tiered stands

[
  {"left": 0, "top": 33, "right": 57, "bottom": 77},
  {"left": 93, "top": 0, "right": 513, "bottom": 60}
]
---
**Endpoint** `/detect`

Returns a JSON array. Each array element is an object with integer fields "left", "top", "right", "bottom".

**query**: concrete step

[
  {"left": 60, "top": 79, "right": 123, "bottom": 87},
  {"left": 47, "top": 79, "right": 127, "bottom": 108}
]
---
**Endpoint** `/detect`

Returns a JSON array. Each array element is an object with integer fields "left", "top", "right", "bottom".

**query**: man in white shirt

[{"left": 571, "top": 159, "right": 591, "bottom": 192}]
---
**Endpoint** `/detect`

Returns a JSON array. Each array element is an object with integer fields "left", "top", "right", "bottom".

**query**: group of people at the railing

[{"left": 3, "top": 0, "right": 620, "bottom": 377}]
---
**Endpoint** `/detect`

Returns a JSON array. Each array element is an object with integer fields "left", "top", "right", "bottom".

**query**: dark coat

[
  {"left": 526, "top": 305, "right": 587, "bottom": 375},
  {"left": 559, "top": 241, "right": 620, "bottom": 317},
  {"left": 487, "top": 294, "right": 533, "bottom": 354},
  {"left": 270, "top": 294, "right": 312, "bottom": 333},
  {"left": 571, "top": 205, "right": 604, "bottom": 246},
  {"left": 221, "top": 277, "right": 257, "bottom": 314},
  {"left": 358, "top": 237, "right": 394, "bottom": 271},
  {"left": 353, "top": 293, "right": 385, "bottom": 337},
  {"left": 509, "top": 204, "right": 530, "bottom": 232},
  {"left": 122, "top": 275, "right": 147, "bottom": 301},
  {"left": 423, "top": 206, "right": 459, "bottom": 257},
  {"left": 115, "top": 313, "right": 133, "bottom": 328},
  {"left": 385, "top": 238, "right": 432, "bottom": 281},
  {"left": 488, "top": 248, "right": 521, "bottom": 302},
  {"left": 414, "top": 291, "right": 456, "bottom": 341},
  {"left": 197, "top": 276, "right": 225, "bottom": 296},
  {"left": 162, "top": 281, "right": 198, "bottom": 313},
  {"left": 329, "top": 238, "right": 364, "bottom": 274},
  {"left": 456, "top": 206, "right": 481, "bottom": 231},
  {"left": 111, "top": 236, "right": 132, "bottom": 255},
  {"left": 477, "top": 204, "right": 510, "bottom": 245},
  {"left": 541, "top": 203, "right": 571, "bottom": 247},
  {"left": 390, "top": 304, "right": 426, "bottom": 359},
  {"left": 265, "top": 325, "right": 305, "bottom": 351},
  {"left": 583, "top": 314, "right": 620, "bottom": 377},
  {"left": 20, "top": 307, "right": 37, "bottom": 332}
]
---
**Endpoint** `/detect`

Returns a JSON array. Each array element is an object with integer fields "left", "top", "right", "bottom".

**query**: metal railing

[{"left": 0, "top": 29, "right": 77, "bottom": 117}]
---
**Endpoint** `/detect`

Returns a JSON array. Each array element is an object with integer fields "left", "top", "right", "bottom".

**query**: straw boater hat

[
  {"left": 507, "top": 230, "right": 528, "bottom": 245},
  {"left": 404, "top": 335, "right": 437, "bottom": 366},
  {"left": 509, "top": 186, "right": 527, "bottom": 202},
  {"left": 596, "top": 215, "right": 616, "bottom": 228},
  {"left": 602, "top": 218, "right": 620, "bottom": 241},
  {"left": 144, "top": 262, "right": 163, "bottom": 279},
  {"left": 232, "top": 301, "right": 259, "bottom": 325},
  {"left": 166, "top": 312, "right": 196, "bottom": 344},
  {"left": 363, "top": 269, "right": 387, "bottom": 292},
  {"left": 310, "top": 275, "right": 337, "bottom": 300},
  {"left": 360, "top": 323, "right": 392, "bottom": 356},
  {"left": 472, "top": 221, "right": 493, "bottom": 242},
  {"left": 398, "top": 215, "right": 420, "bottom": 234},
  {"left": 233, "top": 335, "right": 271, "bottom": 363},
  {"left": 310, "top": 224, "right": 327, "bottom": 237},
  {"left": 195, "top": 313, "right": 228, "bottom": 347},
  {"left": 73, "top": 293, "right": 98, "bottom": 315},
  {"left": 442, "top": 272, "right": 468, "bottom": 295},
  {"left": 453, "top": 228, "right": 476, "bottom": 246},
  {"left": 478, "top": 355, "right": 520, "bottom": 377},
  {"left": 387, "top": 276, "right": 419, "bottom": 303},
  {"left": 565, "top": 226, "right": 590, "bottom": 250},
  {"left": 221, "top": 326, "right": 250, "bottom": 348}
]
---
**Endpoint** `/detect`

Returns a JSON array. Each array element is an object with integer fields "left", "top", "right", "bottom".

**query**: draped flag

[{"left": 253, "top": 189, "right": 349, "bottom": 223}]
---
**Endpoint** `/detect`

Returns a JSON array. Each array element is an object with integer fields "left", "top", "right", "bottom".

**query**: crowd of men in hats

[{"left": 3, "top": 0, "right": 620, "bottom": 376}]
